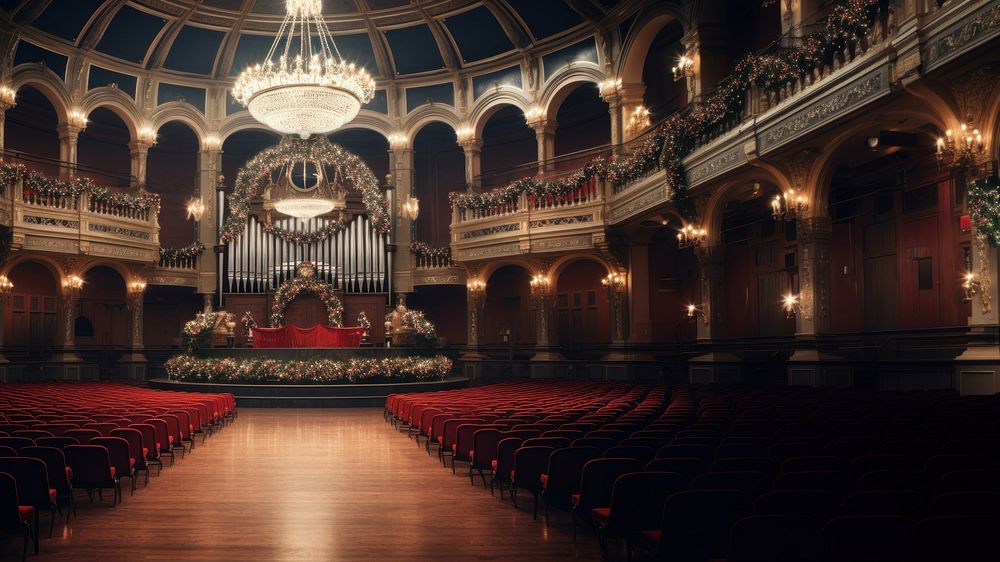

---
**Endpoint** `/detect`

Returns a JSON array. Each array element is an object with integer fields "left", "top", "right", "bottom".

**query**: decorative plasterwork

[
  {"left": 528, "top": 214, "right": 594, "bottom": 229},
  {"left": 23, "top": 237, "right": 79, "bottom": 253},
  {"left": 532, "top": 235, "right": 594, "bottom": 253},
  {"left": 22, "top": 215, "right": 79, "bottom": 229},
  {"left": 950, "top": 67, "right": 999, "bottom": 126},
  {"left": 461, "top": 223, "right": 520, "bottom": 239},
  {"left": 454, "top": 243, "right": 520, "bottom": 261},
  {"left": 148, "top": 275, "right": 196, "bottom": 286},
  {"left": 85, "top": 243, "right": 155, "bottom": 262},
  {"left": 760, "top": 65, "right": 889, "bottom": 153},
  {"left": 924, "top": 2, "right": 1000, "bottom": 72},
  {"left": 88, "top": 223, "right": 152, "bottom": 240},
  {"left": 688, "top": 145, "right": 748, "bottom": 187},
  {"left": 609, "top": 184, "right": 668, "bottom": 223}
]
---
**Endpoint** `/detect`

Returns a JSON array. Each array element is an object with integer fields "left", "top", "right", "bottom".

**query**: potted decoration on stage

[
  {"left": 242, "top": 311, "right": 257, "bottom": 346},
  {"left": 357, "top": 311, "right": 371, "bottom": 344},
  {"left": 385, "top": 295, "right": 437, "bottom": 347}
]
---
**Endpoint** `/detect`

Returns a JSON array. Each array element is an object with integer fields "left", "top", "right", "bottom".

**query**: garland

[
  {"left": 447, "top": 0, "right": 877, "bottom": 221},
  {"left": 220, "top": 137, "right": 389, "bottom": 245},
  {"left": 388, "top": 309, "right": 436, "bottom": 341},
  {"left": 159, "top": 243, "right": 205, "bottom": 262},
  {"left": 0, "top": 162, "right": 160, "bottom": 211},
  {"left": 164, "top": 354, "right": 453, "bottom": 384},
  {"left": 969, "top": 176, "right": 1000, "bottom": 247},
  {"left": 409, "top": 240, "right": 452, "bottom": 261},
  {"left": 270, "top": 275, "right": 344, "bottom": 327},
  {"left": 357, "top": 311, "right": 371, "bottom": 336},
  {"left": 241, "top": 311, "right": 257, "bottom": 340},
  {"left": 181, "top": 311, "right": 219, "bottom": 352}
]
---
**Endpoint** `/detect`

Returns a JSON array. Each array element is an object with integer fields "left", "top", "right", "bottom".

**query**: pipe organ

[{"left": 224, "top": 215, "right": 389, "bottom": 294}]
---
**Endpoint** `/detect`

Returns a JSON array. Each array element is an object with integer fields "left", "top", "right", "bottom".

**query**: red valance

[{"left": 252, "top": 325, "right": 364, "bottom": 348}]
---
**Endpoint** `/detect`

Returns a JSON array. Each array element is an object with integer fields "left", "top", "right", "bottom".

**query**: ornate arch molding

[
  {"left": 11, "top": 66, "right": 72, "bottom": 121},
  {"left": 539, "top": 67, "right": 608, "bottom": 121},
  {"left": 616, "top": 2, "right": 686, "bottom": 86},
  {"left": 149, "top": 102, "right": 210, "bottom": 139},
  {"left": 403, "top": 105, "right": 462, "bottom": 140},
  {"left": 80, "top": 89, "right": 141, "bottom": 140},
  {"left": 270, "top": 270, "right": 344, "bottom": 327},
  {"left": 468, "top": 90, "right": 532, "bottom": 137}
]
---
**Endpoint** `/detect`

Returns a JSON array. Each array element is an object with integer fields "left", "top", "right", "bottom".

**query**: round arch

[
  {"left": 80, "top": 91, "right": 141, "bottom": 141},
  {"left": 149, "top": 102, "right": 210, "bottom": 140},
  {"left": 1, "top": 255, "right": 65, "bottom": 287},
  {"left": 79, "top": 260, "right": 133, "bottom": 286},
  {"left": 548, "top": 253, "right": 615, "bottom": 286},
  {"left": 468, "top": 90, "right": 532, "bottom": 138},
  {"left": 618, "top": 3, "right": 686, "bottom": 87},
  {"left": 475, "top": 258, "right": 538, "bottom": 283},
  {"left": 700, "top": 168, "right": 792, "bottom": 247},
  {"left": 403, "top": 106, "right": 461, "bottom": 140},
  {"left": 10, "top": 67, "right": 71, "bottom": 123},
  {"left": 539, "top": 67, "right": 607, "bottom": 122}
]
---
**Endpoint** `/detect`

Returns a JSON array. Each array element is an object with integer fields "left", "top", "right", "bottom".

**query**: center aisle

[{"left": 12, "top": 408, "right": 601, "bottom": 561}]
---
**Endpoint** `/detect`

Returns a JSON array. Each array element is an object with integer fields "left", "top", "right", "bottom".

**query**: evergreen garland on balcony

[
  {"left": 969, "top": 176, "right": 1000, "bottom": 247},
  {"left": 449, "top": 0, "right": 878, "bottom": 222},
  {"left": 409, "top": 240, "right": 452, "bottom": 262},
  {"left": 159, "top": 243, "right": 205, "bottom": 262},
  {"left": 0, "top": 162, "right": 160, "bottom": 211}
]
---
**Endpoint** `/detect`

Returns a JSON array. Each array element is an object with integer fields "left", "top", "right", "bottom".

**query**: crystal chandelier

[
  {"left": 264, "top": 150, "right": 347, "bottom": 221},
  {"left": 231, "top": 0, "right": 376, "bottom": 139}
]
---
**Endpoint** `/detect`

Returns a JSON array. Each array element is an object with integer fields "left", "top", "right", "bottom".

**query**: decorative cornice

[
  {"left": 924, "top": 2, "right": 1000, "bottom": 72},
  {"left": 609, "top": 184, "right": 668, "bottom": 223}
]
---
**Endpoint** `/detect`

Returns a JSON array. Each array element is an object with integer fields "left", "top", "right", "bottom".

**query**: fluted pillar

[
  {"left": 0, "top": 97, "right": 14, "bottom": 152},
  {"left": 48, "top": 287, "right": 83, "bottom": 379},
  {"left": 390, "top": 142, "right": 415, "bottom": 293},
  {"left": 531, "top": 284, "right": 563, "bottom": 362},
  {"left": 130, "top": 139, "right": 155, "bottom": 189},
  {"left": 120, "top": 288, "right": 148, "bottom": 380},
  {"left": 601, "top": 91, "right": 624, "bottom": 152},
  {"left": 527, "top": 119, "right": 556, "bottom": 174},
  {"left": 462, "top": 285, "right": 488, "bottom": 362},
  {"left": 57, "top": 123, "right": 84, "bottom": 179},
  {"left": 197, "top": 144, "right": 222, "bottom": 296},
  {"left": 688, "top": 245, "right": 742, "bottom": 383},
  {"left": 459, "top": 138, "right": 482, "bottom": 188}
]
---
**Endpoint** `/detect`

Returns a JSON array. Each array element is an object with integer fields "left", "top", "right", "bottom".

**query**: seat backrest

[
  {"left": 0, "top": 472, "right": 23, "bottom": 530},
  {"left": 471, "top": 429, "right": 503, "bottom": 469},
  {"left": 36, "top": 436, "right": 79, "bottom": 450},
  {"left": 542, "top": 447, "right": 601, "bottom": 507},
  {"left": 924, "top": 455, "right": 992, "bottom": 482},
  {"left": 147, "top": 419, "right": 172, "bottom": 452},
  {"left": 774, "top": 471, "right": 852, "bottom": 495},
  {"left": 606, "top": 471, "right": 688, "bottom": 534},
  {"left": 32, "top": 424, "right": 80, "bottom": 437},
  {"left": 571, "top": 437, "right": 615, "bottom": 451},
  {"left": 20, "top": 446, "right": 71, "bottom": 493},
  {"left": 82, "top": 423, "right": 118, "bottom": 437},
  {"left": 441, "top": 418, "right": 481, "bottom": 449},
  {"left": 842, "top": 491, "right": 924, "bottom": 518},
  {"left": 0, "top": 447, "right": 15, "bottom": 457},
  {"left": 523, "top": 437, "right": 571, "bottom": 449},
  {"left": 493, "top": 438, "right": 524, "bottom": 483},
  {"left": 64, "top": 445, "right": 114, "bottom": 487},
  {"left": 781, "top": 456, "right": 846, "bottom": 474},
  {"left": 716, "top": 443, "right": 768, "bottom": 460},
  {"left": 821, "top": 515, "right": 912, "bottom": 562},
  {"left": 91, "top": 437, "right": 131, "bottom": 476},
  {"left": 728, "top": 515, "right": 822, "bottom": 562},
  {"left": 936, "top": 469, "right": 1000, "bottom": 493},
  {"left": 129, "top": 424, "right": 159, "bottom": 459},
  {"left": 603, "top": 445, "right": 654, "bottom": 463},
  {"left": 64, "top": 429, "right": 102, "bottom": 444},
  {"left": 848, "top": 455, "right": 918, "bottom": 481},
  {"left": 754, "top": 490, "right": 841, "bottom": 522},
  {"left": 12, "top": 430, "right": 53, "bottom": 441},
  {"left": 913, "top": 515, "right": 1000, "bottom": 562},
  {"left": 159, "top": 415, "right": 184, "bottom": 443},
  {"left": 576, "top": 458, "right": 643, "bottom": 513},
  {"left": 711, "top": 457, "right": 775, "bottom": 477},
  {"left": 657, "top": 444, "right": 713, "bottom": 461},
  {"left": 929, "top": 491, "right": 1000, "bottom": 517},
  {"left": 0, "top": 456, "right": 51, "bottom": 507},
  {"left": 110, "top": 429, "right": 145, "bottom": 469},
  {"left": 0, "top": 437, "right": 34, "bottom": 452},
  {"left": 693, "top": 470, "right": 771, "bottom": 498},
  {"left": 512, "top": 446, "right": 555, "bottom": 490},
  {"left": 660, "top": 489, "right": 754, "bottom": 561}
]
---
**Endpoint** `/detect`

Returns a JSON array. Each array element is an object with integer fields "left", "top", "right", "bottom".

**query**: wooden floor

[{"left": 2, "top": 408, "right": 602, "bottom": 561}]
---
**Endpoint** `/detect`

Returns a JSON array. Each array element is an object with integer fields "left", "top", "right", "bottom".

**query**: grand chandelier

[
  {"left": 231, "top": 0, "right": 376, "bottom": 139},
  {"left": 263, "top": 141, "right": 348, "bottom": 221}
]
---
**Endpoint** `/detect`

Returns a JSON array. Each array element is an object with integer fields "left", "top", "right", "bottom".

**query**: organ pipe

[{"left": 223, "top": 214, "right": 390, "bottom": 294}]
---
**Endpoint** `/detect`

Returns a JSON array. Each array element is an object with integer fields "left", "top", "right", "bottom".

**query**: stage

[{"left": 159, "top": 345, "right": 463, "bottom": 407}]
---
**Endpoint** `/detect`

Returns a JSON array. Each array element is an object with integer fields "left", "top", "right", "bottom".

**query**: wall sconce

[
  {"left": 387, "top": 133, "right": 409, "bottom": 150},
  {"left": 401, "top": 196, "right": 419, "bottom": 220},
  {"left": 677, "top": 224, "right": 706, "bottom": 249},
  {"left": 937, "top": 123, "right": 985, "bottom": 171},
  {"left": 0, "top": 85, "right": 16, "bottom": 107},
  {"left": 204, "top": 134, "right": 222, "bottom": 150},
  {"left": 672, "top": 55, "right": 695, "bottom": 82},
  {"left": 186, "top": 197, "right": 206, "bottom": 221},
  {"left": 63, "top": 274, "right": 84, "bottom": 296},
  {"left": 129, "top": 279, "right": 147, "bottom": 293},
  {"left": 625, "top": 105, "right": 651, "bottom": 137},
  {"left": 529, "top": 274, "right": 550, "bottom": 291},
  {"left": 601, "top": 271, "right": 626, "bottom": 289},
  {"left": 137, "top": 126, "right": 157, "bottom": 145},
  {"left": 771, "top": 189, "right": 808, "bottom": 222},
  {"left": 598, "top": 78, "right": 622, "bottom": 97},
  {"left": 962, "top": 270, "right": 983, "bottom": 299},
  {"left": 467, "top": 279, "right": 486, "bottom": 295},
  {"left": 68, "top": 109, "right": 88, "bottom": 129},
  {"left": 0, "top": 275, "right": 13, "bottom": 294},
  {"left": 455, "top": 126, "right": 475, "bottom": 143},
  {"left": 782, "top": 292, "right": 800, "bottom": 319}
]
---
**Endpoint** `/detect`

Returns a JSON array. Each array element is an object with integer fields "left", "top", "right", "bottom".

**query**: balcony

[{"left": 412, "top": 251, "right": 465, "bottom": 286}]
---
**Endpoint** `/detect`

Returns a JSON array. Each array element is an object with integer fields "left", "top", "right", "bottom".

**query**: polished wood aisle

[{"left": 1, "top": 408, "right": 602, "bottom": 561}]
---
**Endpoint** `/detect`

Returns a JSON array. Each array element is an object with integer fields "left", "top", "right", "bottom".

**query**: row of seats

[
  {"left": 0, "top": 383, "right": 236, "bottom": 561},
  {"left": 385, "top": 382, "right": 1000, "bottom": 561}
]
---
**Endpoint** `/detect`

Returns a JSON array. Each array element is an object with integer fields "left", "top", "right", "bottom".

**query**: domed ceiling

[{"left": 1, "top": 0, "right": 621, "bottom": 79}]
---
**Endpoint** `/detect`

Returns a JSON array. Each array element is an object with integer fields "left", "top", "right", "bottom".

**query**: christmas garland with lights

[
  {"left": 409, "top": 240, "right": 452, "bottom": 261},
  {"left": 970, "top": 176, "right": 1000, "bottom": 247},
  {"left": 220, "top": 137, "right": 390, "bottom": 245},
  {"left": 388, "top": 309, "right": 437, "bottom": 341},
  {"left": 448, "top": 0, "right": 877, "bottom": 221},
  {"left": 159, "top": 243, "right": 205, "bottom": 262},
  {"left": 0, "top": 162, "right": 160, "bottom": 211},
  {"left": 164, "top": 353, "right": 453, "bottom": 384},
  {"left": 181, "top": 311, "right": 220, "bottom": 352},
  {"left": 270, "top": 275, "right": 344, "bottom": 327}
]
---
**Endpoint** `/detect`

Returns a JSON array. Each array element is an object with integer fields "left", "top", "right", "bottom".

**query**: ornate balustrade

[{"left": 0, "top": 170, "right": 160, "bottom": 263}]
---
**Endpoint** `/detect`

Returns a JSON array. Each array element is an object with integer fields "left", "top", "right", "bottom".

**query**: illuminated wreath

[
  {"left": 270, "top": 275, "right": 344, "bottom": 327},
  {"left": 221, "top": 136, "right": 389, "bottom": 245}
]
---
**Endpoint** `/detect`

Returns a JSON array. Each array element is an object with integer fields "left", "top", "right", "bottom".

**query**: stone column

[
  {"left": 527, "top": 119, "right": 556, "bottom": 174},
  {"left": 688, "top": 245, "right": 742, "bottom": 383},
  {"left": 786, "top": 217, "right": 851, "bottom": 387},
  {"left": 601, "top": 91, "right": 624, "bottom": 152},
  {"left": 458, "top": 138, "right": 483, "bottom": 188},
  {"left": 197, "top": 145, "right": 222, "bottom": 297},
  {"left": 390, "top": 142, "right": 415, "bottom": 293},
  {"left": 57, "top": 123, "right": 84, "bottom": 179},
  {"left": 120, "top": 288, "right": 148, "bottom": 380},
  {"left": 0, "top": 289, "right": 10, "bottom": 381},
  {"left": 955, "top": 236, "right": 1000, "bottom": 395},
  {"left": 461, "top": 284, "right": 488, "bottom": 370},
  {"left": 530, "top": 283, "right": 563, "bottom": 362},
  {"left": 129, "top": 139, "right": 155, "bottom": 189},
  {"left": 0, "top": 97, "right": 15, "bottom": 152},
  {"left": 618, "top": 84, "right": 646, "bottom": 143},
  {"left": 49, "top": 288, "right": 83, "bottom": 380}
]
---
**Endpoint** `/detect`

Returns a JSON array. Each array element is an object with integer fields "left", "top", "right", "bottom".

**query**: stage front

[{"left": 251, "top": 325, "right": 365, "bottom": 348}]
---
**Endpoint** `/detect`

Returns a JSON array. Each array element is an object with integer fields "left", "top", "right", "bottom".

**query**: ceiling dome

[{"left": 2, "top": 0, "right": 620, "bottom": 80}]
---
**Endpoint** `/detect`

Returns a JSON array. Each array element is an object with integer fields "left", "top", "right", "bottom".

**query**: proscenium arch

[{"left": 618, "top": 3, "right": 686, "bottom": 87}]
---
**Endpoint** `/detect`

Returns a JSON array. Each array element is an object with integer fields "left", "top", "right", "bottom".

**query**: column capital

[
  {"left": 458, "top": 137, "right": 483, "bottom": 152},
  {"left": 56, "top": 122, "right": 85, "bottom": 140},
  {"left": 129, "top": 139, "right": 155, "bottom": 153},
  {"left": 527, "top": 118, "right": 557, "bottom": 136}
]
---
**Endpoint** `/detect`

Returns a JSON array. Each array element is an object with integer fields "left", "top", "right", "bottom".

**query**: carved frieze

[
  {"left": 88, "top": 223, "right": 151, "bottom": 240},
  {"left": 925, "top": 2, "right": 1000, "bottom": 71},
  {"left": 528, "top": 214, "right": 594, "bottom": 229},
  {"left": 86, "top": 243, "right": 155, "bottom": 262},
  {"left": 461, "top": 223, "right": 520, "bottom": 239},
  {"left": 22, "top": 215, "right": 79, "bottom": 229},
  {"left": 688, "top": 146, "right": 747, "bottom": 187},
  {"left": 454, "top": 243, "right": 520, "bottom": 261},
  {"left": 610, "top": 185, "right": 668, "bottom": 223},
  {"left": 532, "top": 235, "right": 593, "bottom": 252},
  {"left": 23, "top": 237, "right": 78, "bottom": 253}
]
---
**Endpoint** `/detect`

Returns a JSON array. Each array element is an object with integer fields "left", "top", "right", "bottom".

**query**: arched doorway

[
  {"left": 3, "top": 261, "right": 59, "bottom": 358},
  {"left": 78, "top": 266, "right": 128, "bottom": 347},
  {"left": 147, "top": 121, "right": 200, "bottom": 248},
  {"left": 552, "top": 84, "right": 611, "bottom": 171},
  {"left": 77, "top": 107, "right": 132, "bottom": 187},
  {"left": 554, "top": 259, "right": 610, "bottom": 350},
  {"left": 483, "top": 265, "right": 533, "bottom": 345},
  {"left": 649, "top": 228, "right": 698, "bottom": 343},
  {"left": 412, "top": 122, "right": 463, "bottom": 245}
]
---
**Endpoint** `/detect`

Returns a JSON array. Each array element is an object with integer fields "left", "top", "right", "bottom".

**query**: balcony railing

[{"left": 157, "top": 253, "right": 199, "bottom": 270}]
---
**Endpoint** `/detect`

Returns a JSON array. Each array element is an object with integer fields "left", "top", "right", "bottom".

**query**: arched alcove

[
  {"left": 4, "top": 261, "right": 59, "bottom": 357},
  {"left": 480, "top": 106, "right": 535, "bottom": 188},
  {"left": 554, "top": 259, "right": 610, "bottom": 349},
  {"left": 641, "top": 20, "right": 686, "bottom": 119},
  {"left": 77, "top": 107, "right": 132, "bottom": 187},
  {"left": 649, "top": 228, "right": 698, "bottom": 343},
  {"left": 406, "top": 285, "right": 466, "bottom": 346},
  {"left": 3, "top": 86, "right": 60, "bottom": 173},
  {"left": 413, "top": 122, "right": 464, "bottom": 245},
  {"left": 328, "top": 128, "right": 390, "bottom": 182},
  {"left": 147, "top": 121, "right": 200, "bottom": 248},
  {"left": 78, "top": 265, "right": 128, "bottom": 347},
  {"left": 552, "top": 84, "right": 610, "bottom": 171}
]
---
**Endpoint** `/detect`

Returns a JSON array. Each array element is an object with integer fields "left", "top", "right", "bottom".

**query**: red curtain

[{"left": 252, "top": 325, "right": 365, "bottom": 348}]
